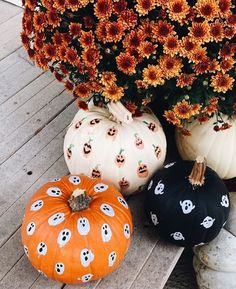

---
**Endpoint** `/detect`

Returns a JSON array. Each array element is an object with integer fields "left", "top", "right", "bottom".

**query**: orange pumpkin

[{"left": 21, "top": 175, "right": 133, "bottom": 284}]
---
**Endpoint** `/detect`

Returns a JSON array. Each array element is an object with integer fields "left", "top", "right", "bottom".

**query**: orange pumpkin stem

[
  {"left": 188, "top": 156, "right": 206, "bottom": 187},
  {"left": 68, "top": 189, "right": 92, "bottom": 212}
]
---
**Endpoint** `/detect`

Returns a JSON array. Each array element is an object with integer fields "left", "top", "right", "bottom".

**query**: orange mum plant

[{"left": 21, "top": 0, "right": 235, "bottom": 130}]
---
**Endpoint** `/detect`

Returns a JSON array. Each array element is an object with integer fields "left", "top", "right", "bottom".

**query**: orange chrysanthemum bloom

[
  {"left": 135, "top": 79, "right": 149, "bottom": 89},
  {"left": 173, "top": 100, "right": 193, "bottom": 119},
  {"left": 80, "top": 31, "right": 95, "bottom": 49},
  {"left": 191, "top": 103, "right": 202, "bottom": 115},
  {"left": 188, "top": 47, "right": 207, "bottom": 63},
  {"left": 43, "top": 44, "right": 58, "bottom": 61},
  {"left": 100, "top": 71, "right": 117, "bottom": 86},
  {"left": 114, "top": 0, "right": 127, "bottom": 14},
  {"left": 57, "top": 46, "right": 67, "bottom": 61},
  {"left": 195, "top": 0, "right": 219, "bottom": 20},
  {"left": 74, "top": 83, "right": 91, "bottom": 98},
  {"left": 64, "top": 80, "right": 74, "bottom": 91},
  {"left": 180, "top": 37, "right": 199, "bottom": 58},
  {"left": 118, "top": 9, "right": 138, "bottom": 29},
  {"left": 52, "top": 31, "right": 63, "bottom": 46},
  {"left": 135, "top": 0, "right": 156, "bottom": 16},
  {"left": 167, "top": 0, "right": 190, "bottom": 22},
  {"left": 126, "top": 47, "right": 143, "bottom": 63},
  {"left": 35, "top": 53, "right": 49, "bottom": 70},
  {"left": 143, "top": 65, "right": 164, "bottom": 87},
  {"left": 153, "top": 20, "right": 175, "bottom": 42},
  {"left": 25, "top": 0, "right": 37, "bottom": 10},
  {"left": 224, "top": 26, "right": 236, "bottom": 39},
  {"left": 23, "top": 18, "right": 33, "bottom": 35},
  {"left": 33, "top": 12, "right": 46, "bottom": 32},
  {"left": 47, "top": 10, "right": 61, "bottom": 28},
  {"left": 209, "top": 21, "right": 224, "bottom": 42},
  {"left": 211, "top": 73, "right": 235, "bottom": 93},
  {"left": 198, "top": 115, "right": 210, "bottom": 123},
  {"left": 65, "top": 47, "right": 78, "bottom": 65},
  {"left": 193, "top": 58, "right": 211, "bottom": 75},
  {"left": 220, "top": 57, "right": 235, "bottom": 72},
  {"left": 125, "top": 101, "right": 137, "bottom": 114},
  {"left": 87, "top": 80, "right": 103, "bottom": 92},
  {"left": 94, "top": 0, "right": 113, "bottom": 19},
  {"left": 208, "top": 59, "right": 220, "bottom": 72},
  {"left": 82, "top": 47, "right": 101, "bottom": 67},
  {"left": 164, "top": 110, "right": 182, "bottom": 126},
  {"left": 67, "top": 0, "right": 81, "bottom": 12},
  {"left": 140, "top": 20, "right": 154, "bottom": 38},
  {"left": 53, "top": 0, "right": 66, "bottom": 12},
  {"left": 163, "top": 36, "right": 179, "bottom": 56},
  {"left": 123, "top": 31, "right": 145, "bottom": 48},
  {"left": 102, "top": 84, "right": 124, "bottom": 101},
  {"left": 69, "top": 23, "right": 82, "bottom": 37},
  {"left": 138, "top": 41, "right": 157, "bottom": 58},
  {"left": 176, "top": 73, "right": 196, "bottom": 87},
  {"left": 189, "top": 22, "right": 211, "bottom": 44},
  {"left": 21, "top": 32, "right": 30, "bottom": 49},
  {"left": 106, "top": 22, "right": 125, "bottom": 42},
  {"left": 116, "top": 53, "right": 136, "bottom": 75},
  {"left": 95, "top": 21, "right": 108, "bottom": 43},
  {"left": 159, "top": 55, "right": 183, "bottom": 79},
  {"left": 218, "top": 0, "right": 233, "bottom": 17}
]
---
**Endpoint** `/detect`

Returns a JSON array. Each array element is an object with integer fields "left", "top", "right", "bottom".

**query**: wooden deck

[{"left": 0, "top": 2, "right": 183, "bottom": 288}]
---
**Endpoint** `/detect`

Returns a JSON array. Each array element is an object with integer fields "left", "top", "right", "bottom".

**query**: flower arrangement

[{"left": 21, "top": 0, "right": 235, "bottom": 130}]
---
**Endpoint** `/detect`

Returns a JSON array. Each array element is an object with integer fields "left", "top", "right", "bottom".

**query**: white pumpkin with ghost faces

[{"left": 64, "top": 101, "right": 167, "bottom": 196}]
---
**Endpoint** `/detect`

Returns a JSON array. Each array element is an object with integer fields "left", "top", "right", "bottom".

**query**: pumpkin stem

[
  {"left": 68, "top": 189, "right": 92, "bottom": 212},
  {"left": 188, "top": 156, "right": 206, "bottom": 186}
]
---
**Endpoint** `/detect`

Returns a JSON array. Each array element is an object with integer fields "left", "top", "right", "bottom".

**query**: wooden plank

[
  {"left": 129, "top": 241, "right": 184, "bottom": 289},
  {"left": 29, "top": 275, "right": 63, "bottom": 289},
  {"left": 0, "top": 255, "right": 39, "bottom": 289},
  {"left": 0, "top": 72, "right": 53, "bottom": 121},
  {"left": 0, "top": 59, "right": 42, "bottom": 105},
  {"left": 4, "top": 0, "right": 22, "bottom": 8},
  {"left": 0, "top": 48, "right": 25, "bottom": 75},
  {"left": 0, "top": 90, "right": 74, "bottom": 165},
  {"left": 0, "top": 13, "right": 22, "bottom": 60},
  {"left": 0, "top": 102, "right": 76, "bottom": 184},
  {"left": 0, "top": 1, "right": 22, "bottom": 25},
  {"left": 0, "top": 80, "right": 64, "bottom": 138}
]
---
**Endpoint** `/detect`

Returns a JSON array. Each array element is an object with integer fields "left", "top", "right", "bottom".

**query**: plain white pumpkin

[
  {"left": 193, "top": 192, "right": 236, "bottom": 289},
  {"left": 64, "top": 101, "right": 167, "bottom": 196},
  {"left": 176, "top": 115, "right": 236, "bottom": 179}
]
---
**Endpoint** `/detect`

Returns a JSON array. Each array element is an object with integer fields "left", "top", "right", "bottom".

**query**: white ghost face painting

[
  {"left": 100, "top": 204, "right": 115, "bottom": 217},
  {"left": 171, "top": 232, "right": 185, "bottom": 241},
  {"left": 77, "top": 217, "right": 90, "bottom": 235},
  {"left": 101, "top": 223, "right": 112, "bottom": 242},
  {"left": 69, "top": 176, "right": 81, "bottom": 185},
  {"left": 46, "top": 187, "right": 62, "bottom": 197},
  {"left": 108, "top": 251, "right": 117, "bottom": 267},
  {"left": 94, "top": 183, "right": 108, "bottom": 193},
  {"left": 37, "top": 242, "right": 47, "bottom": 255},
  {"left": 30, "top": 200, "right": 44, "bottom": 211},
  {"left": 154, "top": 180, "right": 165, "bottom": 195},
  {"left": 80, "top": 249, "right": 94, "bottom": 267},
  {"left": 150, "top": 211, "right": 159, "bottom": 226},
  {"left": 124, "top": 224, "right": 131, "bottom": 239},
  {"left": 48, "top": 212, "right": 65, "bottom": 226},
  {"left": 180, "top": 200, "right": 195, "bottom": 214},
  {"left": 55, "top": 263, "right": 65, "bottom": 275},
  {"left": 26, "top": 222, "right": 36, "bottom": 236},
  {"left": 117, "top": 196, "right": 128, "bottom": 209},
  {"left": 221, "top": 195, "right": 229, "bottom": 207},
  {"left": 57, "top": 229, "right": 72, "bottom": 248},
  {"left": 200, "top": 216, "right": 215, "bottom": 229},
  {"left": 81, "top": 273, "right": 93, "bottom": 283}
]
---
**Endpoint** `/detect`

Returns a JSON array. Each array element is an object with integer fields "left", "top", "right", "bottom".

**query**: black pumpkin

[{"left": 145, "top": 157, "right": 230, "bottom": 247}]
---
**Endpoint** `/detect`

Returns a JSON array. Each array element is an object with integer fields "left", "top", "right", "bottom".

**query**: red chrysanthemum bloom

[
  {"left": 123, "top": 31, "right": 145, "bottom": 48},
  {"left": 95, "top": 21, "right": 108, "bottom": 43},
  {"left": 47, "top": 10, "right": 61, "bottom": 28},
  {"left": 114, "top": 0, "right": 127, "bottom": 14},
  {"left": 44, "top": 44, "right": 58, "bottom": 61},
  {"left": 163, "top": 36, "right": 179, "bottom": 56},
  {"left": 65, "top": 47, "right": 78, "bottom": 65},
  {"left": 52, "top": 31, "right": 63, "bottom": 46},
  {"left": 193, "top": 58, "right": 211, "bottom": 75},
  {"left": 100, "top": 71, "right": 117, "bottom": 86},
  {"left": 119, "top": 9, "right": 138, "bottom": 29},
  {"left": 176, "top": 73, "right": 196, "bottom": 87},
  {"left": 220, "top": 57, "right": 235, "bottom": 73},
  {"left": 195, "top": 0, "right": 219, "bottom": 20},
  {"left": 106, "top": 22, "right": 125, "bottom": 42},
  {"left": 209, "top": 21, "right": 224, "bottom": 42},
  {"left": 94, "top": 0, "right": 113, "bottom": 19},
  {"left": 189, "top": 21, "right": 211, "bottom": 44},
  {"left": 164, "top": 110, "right": 182, "bottom": 126},
  {"left": 135, "top": 0, "right": 156, "bottom": 16},
  {"left": 35, "top": 53, "right": 49, "bottom": 70},
  {"left": 67, "top": 0, "right": 81, "bottom": 12},
  {"left": 102, "top": 84, "right": 124, "bottom": 101},
  {"left": 219, "top": 0, "right": 233, "bottom": 17},
  {"left": 53, "top": 0, "right": 66, "bottom": 12},
  {"left": 64, "top": 80, "right": 74, "bottom": 91},
  {"left": 138, "top": 41, "right": 157, "bottom": 58},
  {"left": 74, "top": 83, "right": 91, "bottom": 98},
  {"left": 33, "top": 12, "right": 46, "bottom": 32},
  {"left": 80, "top": 31, "right": 95, "bottom": 48},
  {"left": 224, "top": 27, "right": 236, "bottom": 39},
  {"left": 69, "top": 23, "right": 82, "bottom": 37},
  {"left": 143, "top": 65, "right": 164, "bottom": 87},
  {"left": 153, "top": 20, "right": 175, "bottom": 42},
  {"left": 167, "top": 0, "right": 190, "bottom": 22},
  {"left": 82, "top": 48, "right": 101, "bottom": 67},
  {"left": 159, "top": 55, "right": 183, "bottom": 79},
  {"left": 211, "top": 73, "right": 235, "bottom": 93},
  {"left": 116, "top": 53, "right": 136, "bottom": 75},
  {"left": 21, "top": 32, "right": 30, "bottom": 49}
]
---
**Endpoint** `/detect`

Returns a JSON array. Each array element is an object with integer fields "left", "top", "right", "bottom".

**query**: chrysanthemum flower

[
  {"left": 124, "top": 101, "right": 137, "bottom": 114},
  {"left": 94, "top": 0, "right": 113, "bottom": 19},
  {"left": 21, "top": 32, "right": 30, "bottom": 49},
  {"left": 209, "top": 21, "right": 224, "bottom": 42},
  {"left": 35, "top": 53, "right": 49, "bottom": 70},
  {"left": 135, "top": 79, "right": 149, "bottom": 89},
  {"left": 53, "top": 0, "right": 66, "bottom": 12},
  {"left": 228, "top": 14, "right": 236, "bottom": 26},
  {"left": 44, "top": 44, "right": 58, "bottom": 61},
  {"left": 191, "top": 103, "right": 202, "bottom": 115},
  {"left": 164, "top": 110, "right": 182, "bottom": 126},
  {"left": 126, "top": 47, "right": 143, "bottom": 63},
  {"left": 118, "top": 9, "right": 138, "bottom": 29},
  {"left": 80, "top": 31, "right": 95, "bottom": 48},
  {"left": 219, "top": 43, "right": 234, "bottom": 58},
  {"left": 220, "top": 57, "right": 235, "bottom": 72},
  {"left": 224, "top": 27, "right": 235, "bottom": 39},
  {"left": 188, "top": 47, "right": 207, "bottom": 63},
  {"left": 138, "top": 41, "right": 157, "bottom": 58},
  {"left": 25, "top": 0, "right": 37, "bottom": 10},
  {"left": 159, "top": 55, "right": 183, "bottom": 79},
  {"left": 198, "top": 115, "right": 210, "bottom": 123},
  {"left": 47, "top": 10, "right": 61, "bottom": 28},
  {"left": 74, "top": 83, "right": 91, "bottom": 98},
  {"left": 173, "top": 100, "right": 193, "bottom": 119},
  {"left": 123, "top": 31, "right": 145, "bottom": 48},
  {"left": 135, "top": 0, "right": 156, "bottom": 16},
  {"left": 188, "top": 21, "right": 211, "bottom": 44},
  {"left": 69, "top": 23, "right": 82, "bottom": 37},
  {"left": 24, "top": 19, "right": 33, "bottom": 35},
  {"left": 59, "top": 64, "right": 68, "bottom": 75},
  {"left": 82, "top": 47, "right": 101, "bottom": 67},
  {"left": 106, "top": 22, "right": 125, "bottom": 42},
  {"left": 211, "top": 73, "right": 235, "bottom": 93},
  {"left": 100, "top": 71, "right": 117, "bottom": 86},
  {"left": 193, "top": 57, "right": 211, "bottom": 75},
  {"left": 62, "top": 33, "right": 72, "bottom": 45},
  {"left": 33, "top": 12, "right": 46, "bottom": 32},
  {"left": 87, "top": 80, "right": 103, "bottom": 92},
  {"left": 95, "top": 21, "right": 108, "bottom": 43},
  {"left": 153, "top": 20, "right": 175, "bottom": 42},
  {"left": 102, "top": 84, "right": 124, "bottom": 101},
  {"left": 176, "top": 73, "right": 196, "bottom": 87},
  {"left": 52, "top": 31, "right": 63, "bottom": 46},
  {"left": 116, "top": 53, "right": 136, "bottom": 75},
  {"left": 67, "top": 0, "right": 81, "bottom": 12},
  {"left": 65, "top": 47, "right": 78, "bottom": 65},
  {"left": 180, "top": 37, "right": 199, "bottom": 58},
  {"left": 167, "top": 0, "right": 190, "bottom": 22},
  {"left": 195, "top": 0, "right": 219, "bottom": 20},
  {"left": 140, "top": 20, "right": 154, "bottom": 38},
  {"left": 219, "top": 0, "right": 233, "bottom": 17},
  {"left": 57, "top": 46, "right": 67, "bottom": 61},
  {"left": 208, "top": 59, "right": 220, "bottom": 72},
  {"left": 163, "top": 36, "right": 179, "bottom": 56},
  {"left": 114, "top": 0, "right": 127, "bottom": 14},
  {"left": 143, "top": 65, "right": 164, "bottom": 87}
]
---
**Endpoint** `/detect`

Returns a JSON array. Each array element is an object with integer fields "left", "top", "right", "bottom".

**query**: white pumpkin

[
  {"left": 193, "top": 192, "right": 236, "bottom": 289},
  {"left": 64, "top": 101, "right": 167, "bottom": 196},
  {"left": 175, "top": 115, "right": 236, "bottom": 179}
]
